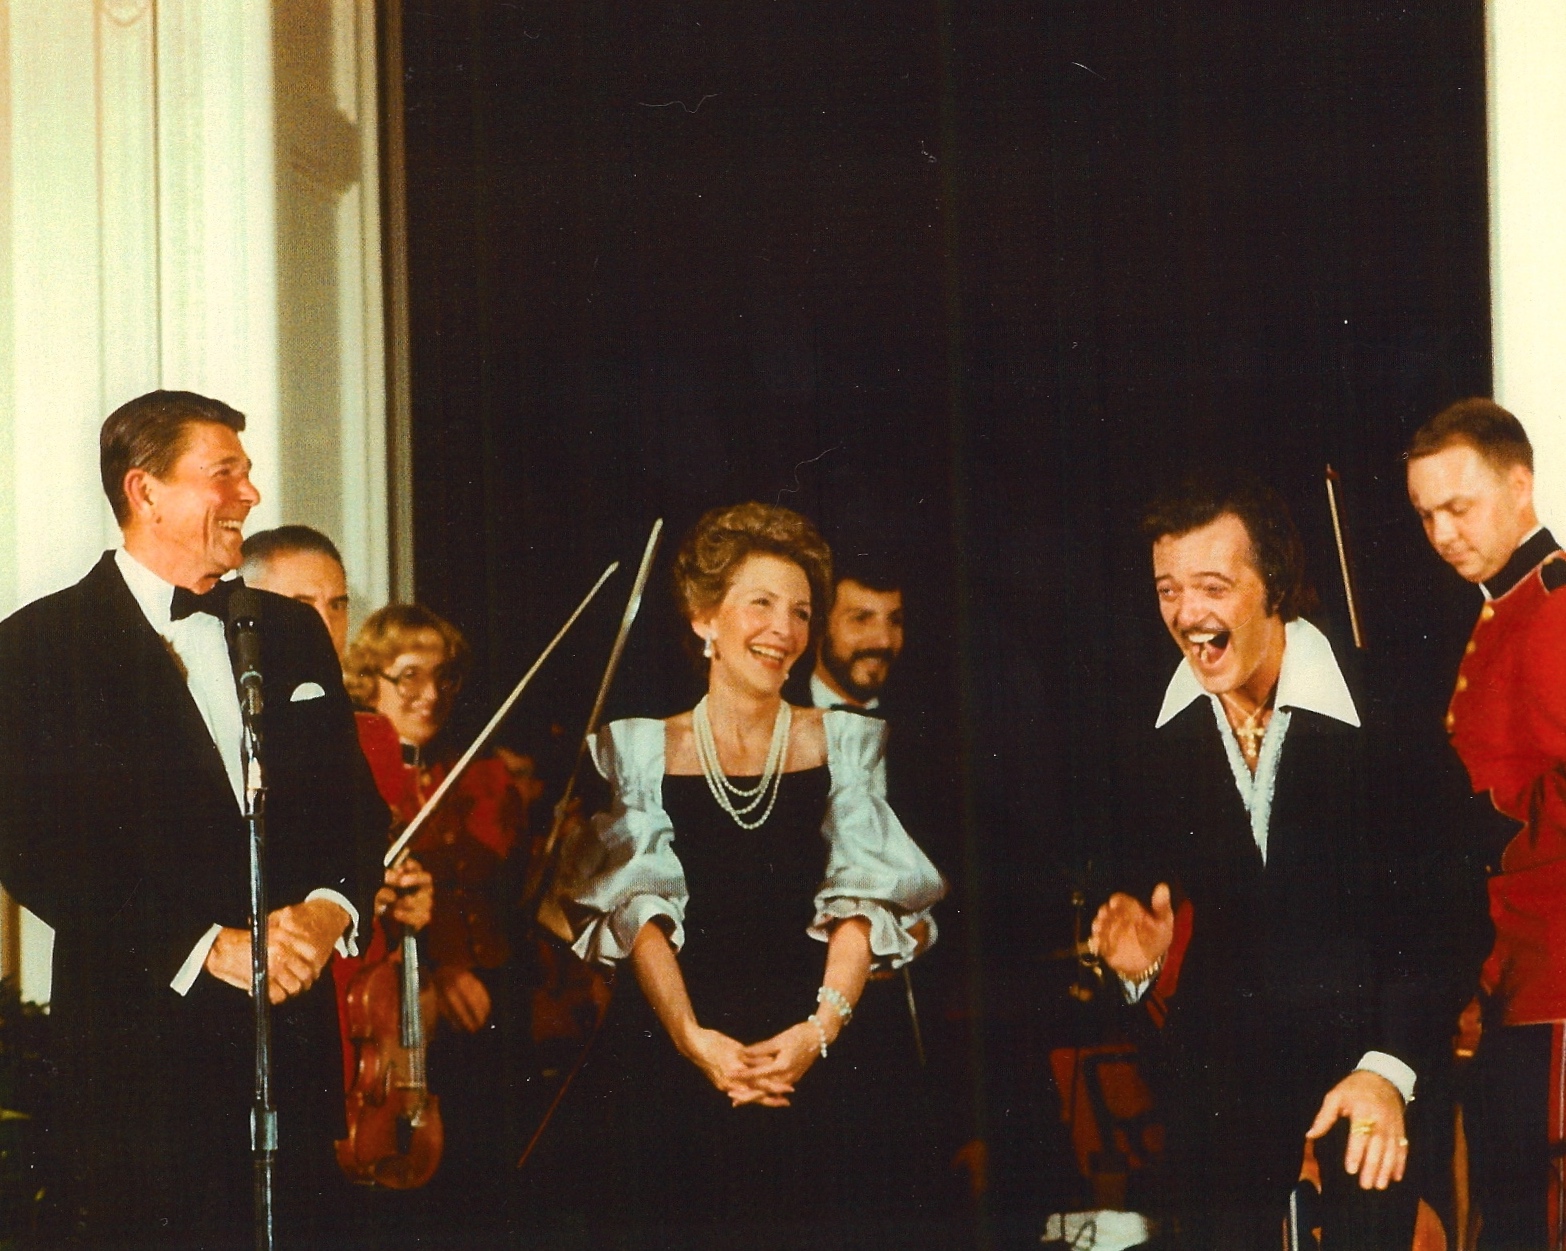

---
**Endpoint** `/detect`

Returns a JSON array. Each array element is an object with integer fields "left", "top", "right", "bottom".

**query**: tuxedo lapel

[
  {"left": 84, "top": 554, "right": 238, "bottom": 818},
  {"left": 1264, "top": 710, "right": 1360, "bottom": 874},
  {"left": 1165, "top": 701, "right": 1259, "bottom": 870}
]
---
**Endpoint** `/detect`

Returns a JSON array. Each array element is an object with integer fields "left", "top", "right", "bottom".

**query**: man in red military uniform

[{"left": 1407, "top": 397, "right": 1566, "bottom": 1249}]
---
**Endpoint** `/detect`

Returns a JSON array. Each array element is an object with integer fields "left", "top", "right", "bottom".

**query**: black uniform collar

[{"left": 1482, "top": 528, "right": 1562, "bottom": 600}]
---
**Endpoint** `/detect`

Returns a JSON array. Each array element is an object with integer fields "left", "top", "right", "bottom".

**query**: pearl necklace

[{"left": 691, "top": 695, "right": 792, "bottom": 830}]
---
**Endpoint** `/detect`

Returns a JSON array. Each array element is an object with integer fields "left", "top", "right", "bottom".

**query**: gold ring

[
  {"left": 1351, "top": 1121, "right": 1376, "bottom": 1135},
  {"left": 1398, "top": 1137, "right": 1409, "bottom": 1147}
]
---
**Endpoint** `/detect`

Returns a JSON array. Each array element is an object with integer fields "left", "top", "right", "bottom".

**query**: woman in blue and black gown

[{"left": 561, "top": 502, "right": 946, "bottom": 1250}]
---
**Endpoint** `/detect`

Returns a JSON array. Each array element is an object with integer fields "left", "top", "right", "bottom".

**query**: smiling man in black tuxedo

[{"left": 0, "top": 390, "right": 388, "bottom": 1247}]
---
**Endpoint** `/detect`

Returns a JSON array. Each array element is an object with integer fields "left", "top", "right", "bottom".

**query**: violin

[
  {"left": 334, "top": 923, "right": 444, "bottom": 1188},
  {"left": 330, "top": 567, "right": 624, "bottom": 1188}
]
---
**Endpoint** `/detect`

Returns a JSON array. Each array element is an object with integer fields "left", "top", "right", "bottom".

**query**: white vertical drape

[
  {"left": 0, "top": 0, "right": 392, "bottom": 1003},
  {"left": 1489, "top": 0, "right": 1566, "bottom": 528}
]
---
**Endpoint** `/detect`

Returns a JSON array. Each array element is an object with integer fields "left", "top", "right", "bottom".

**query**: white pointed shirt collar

[
  {"left": 1155, "top": 616, "right": 1360, "bottom": 730},
  {"left": 114, "top": 547, "right": 239, "bottom": 622},
  {"left": 115, "top": 546, "right": 182, "bottom": 627}
]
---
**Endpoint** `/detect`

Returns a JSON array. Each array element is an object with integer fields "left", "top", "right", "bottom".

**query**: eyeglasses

[{"left": 377, "top": 667, "right": 462, "bottom": 698}]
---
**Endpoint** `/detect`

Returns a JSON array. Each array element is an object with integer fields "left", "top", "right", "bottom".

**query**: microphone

[{"left": 227, "top": 586, "right": 264, "bottom": 720}]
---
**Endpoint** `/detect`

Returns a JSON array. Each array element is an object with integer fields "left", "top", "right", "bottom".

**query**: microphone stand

[{"left": 230, "top": 590, "right": 274, "bottom": 1251}]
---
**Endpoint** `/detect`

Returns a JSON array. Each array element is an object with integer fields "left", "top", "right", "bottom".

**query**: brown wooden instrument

[
  {"left": 334, "top": 926, "right": 444, "bottom": 1189},
  {"left": 332, "top": 566, "right": 620, "bottom": 1187},
  {"left": 517, "top": 520, "right": 663, "bottom": 1171}
]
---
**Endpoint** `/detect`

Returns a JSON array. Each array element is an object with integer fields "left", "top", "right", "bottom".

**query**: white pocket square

[{"left": 290, "top": 682, "right": 326, "bottom": 703}]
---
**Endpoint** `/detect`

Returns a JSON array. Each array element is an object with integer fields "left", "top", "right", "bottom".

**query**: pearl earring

[{"left": 703, "top": 634, "right": 714, "bottom": 660}]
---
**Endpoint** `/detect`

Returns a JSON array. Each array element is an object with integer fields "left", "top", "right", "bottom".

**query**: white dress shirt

[
  {"left": 114, "top": 550, "right": 358, "bottom": 994},
  {"left": 1138, "top": 617, "right": 1416, "bottom": 1103},
  {"left": 1156, "top": 617, "right": 1361, "bottom": 866}
]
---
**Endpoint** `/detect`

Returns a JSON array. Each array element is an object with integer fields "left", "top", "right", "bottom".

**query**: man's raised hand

[{"left": 1088, "top": 883, "right": 1175, "bottom": 980}]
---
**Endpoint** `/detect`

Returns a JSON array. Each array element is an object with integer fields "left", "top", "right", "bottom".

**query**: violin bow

[
  {"left": 1324, "top": 465, "right": 1368, "bottom": 651},
  {"left": 526, "top": 518, "right": 664, "bottom": 908},
  {"left": 383, "top": 560, "right": 620, "bottom": 869},
  {"left": 515, "top": 519, "right": 663, "bottom": 1174}
]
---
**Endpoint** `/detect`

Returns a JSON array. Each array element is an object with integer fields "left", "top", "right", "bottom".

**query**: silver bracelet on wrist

[
  {"left": 806, "top": 1013, "right": 829, "bottom": 1059},
  {"left": 816, "top": 985, "right": 853, "bottom": 1026}
]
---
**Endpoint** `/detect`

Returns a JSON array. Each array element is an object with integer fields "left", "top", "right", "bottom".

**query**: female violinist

[
  {"left": 342, "top": 604, "right": 537, "bottom": 1236},
  {"left": 562, "top": 503, "right": 947, "bottom": 1248}
]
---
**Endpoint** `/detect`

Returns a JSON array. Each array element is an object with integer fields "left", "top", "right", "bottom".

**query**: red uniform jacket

[
  {"left": 1447, "top": 529, "right": 1566, "bottom": 1024},
  {"left": 332, "top": 712, "right": 523, "bottom": 1088}
]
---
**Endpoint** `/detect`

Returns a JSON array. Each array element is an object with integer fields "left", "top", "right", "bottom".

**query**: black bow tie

[
  {"left": 830, "top": 702, "right": 881, "bottom": 718},
  {"left": 170, "top": 580, "right": 238, "bottom": 622}
]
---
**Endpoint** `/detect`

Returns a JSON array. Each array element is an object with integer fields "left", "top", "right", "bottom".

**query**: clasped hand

[
  {"left": 374, "top": 855, "right": 434, "bottom": 931},
  {"left": 203, "top": 898, "right": 350, "bottom": 1003},
  {"left": 681, "top": 1019, "right": 829, "bottom": 1109}
]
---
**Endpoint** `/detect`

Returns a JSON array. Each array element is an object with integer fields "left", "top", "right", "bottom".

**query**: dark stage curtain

[{"left": 397, "top": 1, "right": 1489, "bottom": 1240}]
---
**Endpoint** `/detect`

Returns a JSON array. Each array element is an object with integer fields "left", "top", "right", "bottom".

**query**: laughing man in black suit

[
  {"left": 0, "top": 390, "right": 388, "bottom": 1246},
  {"left": 1088, "top": 470, "right": 1438, "bottom": 1249}
]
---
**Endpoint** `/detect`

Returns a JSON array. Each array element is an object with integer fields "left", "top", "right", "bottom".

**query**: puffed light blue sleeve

[
  {"left": 564, "top": 718, "right": 688, "bottom": 966},
  {"left": 811, "top": 710, "right": 947, "bottom": 967}
]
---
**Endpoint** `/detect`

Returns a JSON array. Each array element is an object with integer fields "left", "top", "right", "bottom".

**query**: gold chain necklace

[{"left": 1220, "top": 691, "right": 1273, "bottom": 771}]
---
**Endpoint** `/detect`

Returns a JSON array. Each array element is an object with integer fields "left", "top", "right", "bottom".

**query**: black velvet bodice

[{"left": 663, "top": 766, "right": 831, "bottom": 1042}]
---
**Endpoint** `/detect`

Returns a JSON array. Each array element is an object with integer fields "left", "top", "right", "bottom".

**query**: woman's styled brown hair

[
  {"left": 343, "top": 603, "right": 470, "bottom": 709},
  {"left": 671, "top": 502, "right": 834, "bottom": 652}
]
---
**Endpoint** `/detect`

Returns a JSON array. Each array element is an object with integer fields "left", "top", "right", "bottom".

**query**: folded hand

[
  {"left": 204, "top": 898, "right": 349, "bottom": 1003},
  {"left": 735, "top": 1022, "right": 824, "bottom": 1108},
  {"left": 681, "top": 1026, "right": 777, "bottom": 1103}
]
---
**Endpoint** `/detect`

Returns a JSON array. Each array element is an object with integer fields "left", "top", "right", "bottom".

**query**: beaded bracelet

[
  {"left": 1128, "top": 951, "right": 1166, "bottom": 986},
  {"left": 817, "top": 985, "right": 853, "bottom": 1026},
  {"left": 806, "top": 1013, "right": 829, "bottom": 1059}
]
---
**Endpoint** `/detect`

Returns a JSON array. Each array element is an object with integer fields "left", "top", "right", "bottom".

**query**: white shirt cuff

[
  {"left": 171, "top": 924, "right": 224, "bottom": 995},
  {"left": 305, "top": 889, "right": 360, "bottom": 957},
  {"left": 1355, "top": 1051, "right": 1417, "bottom": 1104},
  {"left": 1120, "top": 972, "right": 1155, "bottom": 1003}
]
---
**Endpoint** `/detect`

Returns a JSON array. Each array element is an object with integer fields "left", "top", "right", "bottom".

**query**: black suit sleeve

[
  {"left": 1368, "top": 712, "right": 1494, "bottom": 1081},
  {"left": 252, "top": 592, "right": 387, "bottom": 930},
  {"left": 0, "top": 604, "right": 67, "bottom": 925}
]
